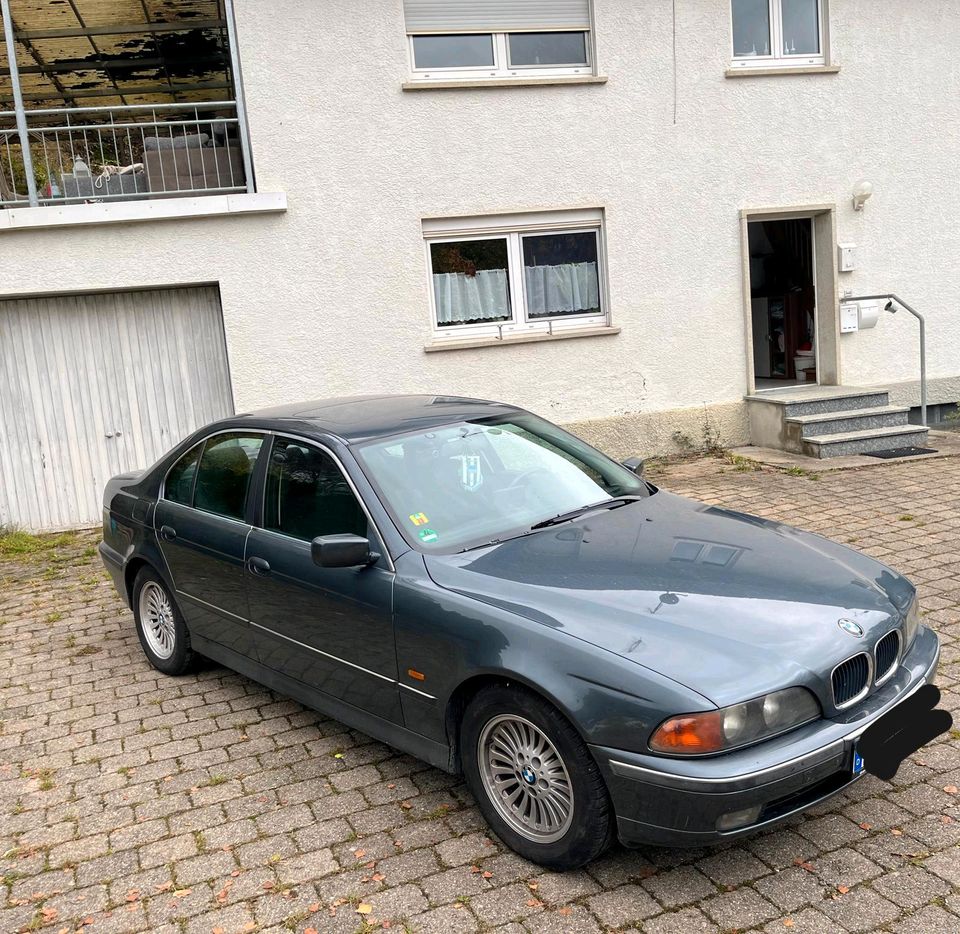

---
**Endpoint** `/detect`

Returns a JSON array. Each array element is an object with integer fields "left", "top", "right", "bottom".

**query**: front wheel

[
  {"left": 461, "top": 684, "right": 615, "bottom": 870},
  {"left": 132, "top": 567, "right": 195, "bottom": 675}
]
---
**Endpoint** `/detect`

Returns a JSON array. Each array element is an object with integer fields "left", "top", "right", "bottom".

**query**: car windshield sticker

[
  {"left": 418, "top": 528, "right": 439, "bottom": 543},
  {"left": 408, "top": 512, "right": 429, "bottom": 526},
  {"left": 457, "top": 454, "right": 483, "bottom": 492}
]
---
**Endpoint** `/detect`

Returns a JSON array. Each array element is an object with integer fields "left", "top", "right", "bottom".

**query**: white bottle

[{"left": 72, "top": 156, "right": 91, "bottom": 176}]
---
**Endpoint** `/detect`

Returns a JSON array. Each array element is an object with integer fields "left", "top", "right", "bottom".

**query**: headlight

[
  {"left": 649, "top": 687, "right": 821, "bottom": 756},
  {"left": 903, "top": 595, "right": 920, "bottom": 649}
]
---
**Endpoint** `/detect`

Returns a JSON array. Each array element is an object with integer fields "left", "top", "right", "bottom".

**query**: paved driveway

[{"left": 2, "top": 455, "right": 959, "bottom": 934}]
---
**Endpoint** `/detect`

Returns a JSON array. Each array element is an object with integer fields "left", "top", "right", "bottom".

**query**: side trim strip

[
  {"left": 249, "top": 620, "right": 396, "bottom": 684},
  {"left": 176, "top": 590, "right": 248, "bottom": 623},
  {"left": 400, "top": 683, "right": 437, "bottom": 700}
]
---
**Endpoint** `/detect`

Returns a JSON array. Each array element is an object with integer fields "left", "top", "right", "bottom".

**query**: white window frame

[
  {"left": 729, "top": 0, "right": 827, "bottom": 70},
  {"left": 422, "top": 208, "right": 609, "bottom": 341},
  {"left": 407, "top": 11, "right": 598, "bottom": 82}
]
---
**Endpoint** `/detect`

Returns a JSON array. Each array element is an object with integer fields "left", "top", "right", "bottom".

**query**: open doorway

[{"left": 749, "top": 218, "right": 817, "bottom": 389}]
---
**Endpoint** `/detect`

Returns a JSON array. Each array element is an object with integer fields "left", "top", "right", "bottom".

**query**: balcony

[{"left": 0, "top": 0, "right": 253, "bottom": 210}]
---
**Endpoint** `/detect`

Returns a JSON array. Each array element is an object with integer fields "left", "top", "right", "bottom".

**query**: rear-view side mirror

[
  {"left": 311, "top": 534, "right": 378, "bottom": 568},
  {"left": 623, "top": 456, "right": 645, "bottom": 477}
]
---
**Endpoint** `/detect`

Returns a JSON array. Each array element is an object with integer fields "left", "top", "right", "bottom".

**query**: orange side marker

[{"left": 407, "top": 669, "right": 426, "bottom": 682}]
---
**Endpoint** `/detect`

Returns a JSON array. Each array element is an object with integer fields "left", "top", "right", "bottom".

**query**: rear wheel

[
  {"left": 461, "top": 684, "right": 615, "bottom": 869},
  {"left": 132, "top": 567, "right": 195, "bottom": 675}
]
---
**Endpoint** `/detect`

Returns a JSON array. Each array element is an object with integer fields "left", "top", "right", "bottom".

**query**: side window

[
  {"left": 164, "top": 442, "right": 202, "bottom": 505},
  {"left": 264, "top": 439, "right": 367, "bottom": 542},
  {"left": 193, "top": 433, "right": 264, "bottom": 521}
]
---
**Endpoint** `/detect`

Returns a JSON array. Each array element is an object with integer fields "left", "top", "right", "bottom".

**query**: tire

[
  {"left": 132, "top": 566, "right": 195, "bottom": 676},
  {"left": 461, "top": 683, "right": 615, "bottom": 870}
]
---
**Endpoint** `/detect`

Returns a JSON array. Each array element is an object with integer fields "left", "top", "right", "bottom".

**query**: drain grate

[{"left": 863, "top": 446, "right": 938, "bottom": 459}]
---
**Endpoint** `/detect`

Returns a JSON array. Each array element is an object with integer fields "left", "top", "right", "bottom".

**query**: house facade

[{"left": 2, "top": 0, "right": 959, "bottom": 529}]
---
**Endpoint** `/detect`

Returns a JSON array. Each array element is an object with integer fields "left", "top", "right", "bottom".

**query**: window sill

[
  {"left": 725, "top": 64, "right": 840, "bottom": 78},
  {"left": 403, "top": 74, "right": 608, "bottom": 91},
  {"left": 0, "top": 191, "right": 287, "bottom": 233},
  {"left": 424, "top": 325, "right": 620, "bottom": 353}
]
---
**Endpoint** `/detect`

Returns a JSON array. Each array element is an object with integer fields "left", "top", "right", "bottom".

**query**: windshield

[{"left": 354, "top": 413, "right": 650, "bottom": 553}]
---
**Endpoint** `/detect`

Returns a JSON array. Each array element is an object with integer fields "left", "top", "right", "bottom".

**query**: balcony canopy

[{"left": 0, "top": 0, "right": 233, "bottom": 115}]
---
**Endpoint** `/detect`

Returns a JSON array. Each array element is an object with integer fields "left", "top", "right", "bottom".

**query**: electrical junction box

[
  {"left": 840, "top": 302, "right": 859, "bottom": 333},
  {"left": 858, "top": 301, "right": 880, "bottom": 329},
  {"left": 838, "top": 243, "right": 857, "bottom": 272}
]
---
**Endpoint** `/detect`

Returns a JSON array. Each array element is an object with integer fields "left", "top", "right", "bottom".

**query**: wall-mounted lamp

[{"left": 852, "top": 180, "right": 874, "bottom": 211}]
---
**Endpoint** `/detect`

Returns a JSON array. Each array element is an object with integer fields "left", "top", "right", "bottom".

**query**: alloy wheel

[
  {"left": 139, "top": 581, "right": 176, "bottom": 660},
  {"left": 478, "top": 714, "right": 574, "bottom": 843}
]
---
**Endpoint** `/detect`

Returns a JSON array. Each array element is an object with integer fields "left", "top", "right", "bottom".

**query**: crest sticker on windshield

[
  {"left": 408, "top": 512, "right": 429, "bottom": 526},
  {"left": 418, "top": 528, "right": 439, "bottom": 543},
  {"left": 457, "top": 455, "right": 483, "bottom": 492}
]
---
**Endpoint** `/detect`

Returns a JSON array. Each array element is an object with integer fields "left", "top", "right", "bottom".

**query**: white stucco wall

[{"left": 1, "top": 1, "right": 958, "bottom": 454}]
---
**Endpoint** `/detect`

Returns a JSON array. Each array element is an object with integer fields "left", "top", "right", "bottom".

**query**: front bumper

[{"left": 591, "top": 625, "right": 940, "bottom": 847}]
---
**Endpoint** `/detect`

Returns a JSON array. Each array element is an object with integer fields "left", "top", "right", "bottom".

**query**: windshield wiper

[{"left": 528, "top": 496, "right": 644, "bottom": 531}]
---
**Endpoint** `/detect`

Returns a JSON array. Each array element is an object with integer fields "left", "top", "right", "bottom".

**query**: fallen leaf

[
  {"left": 470, "top": 865, "right": 481, "bottom": 874},
  {"left": 356, "top": 902, "right": 373, "bottom": 914},
  {"left": 155, "top": 881, "right": 173, "bottom": 892},
  {"left": 305, "top": 929, "right": 319, "bottom": 934},
  {"left": 858, "top": 822, "right": 872, "bottom": 831},
  {"left": 382, "top": 922, "right": 392, "bottom": 929},
  {"left": 213, "top": 928, "right": 224, "bottom": 934},
  {"left": 41, "top": 907, "right": 58, "bottom": 922},
  {"left": 793, "top": 859, "right": 816, "bottom": 873},
  {"left": 125, "top": 890, "right": 140, "bottom": 903},
  {"left": 482, "top": 870, "right": 493, "bottom": 879},
  {"left": 230, "top": 870, "right": 240, "bottom": 877},
  {"left": 372, "top": 872, "right": 385, "bottom": 882},
  {"left": 354, "top": 848, "right": 367, "bottom": 859},
  {"left": 891, "top": 828, "right": 904, "bottom": 836},
  {"left": 333, "top": 752, "right": 344, "bottom": 759},
  {"left": 262, "top": 881, "right": 274, "bottom": 890},
  {"left": 526, "top": 898, "right": 543, "bottom": 908},
  {"left": 837, "top": 885, "right": 850, "bottom": 894},
  {"left": 784, "top": 920, "right": 795, "bottom": 928},
  {"left": 528, "top": 881, "right": 539, "bottom": 890},
  {"left": 944, "top": 785, "right": 958, "bottom": 795},
  {"left": 308, "top": 902, "right": 320, "bottom": 912},
  {"left": 243, "top": 924, "right": 256, "bottom": 933},
  {"left": 172, "top": 888, "right": 192, "bottom": 898},
  {"left": 399, "top": 801, "right": 412, "bottom": 810},
  {"left": 387, "top": 783, "right": 396, "bottom": 789},
  {"left": 558, "top": 906, "right": 573, "bottom": 916},
  {"left": 942, "top": 815, "right": 954, "bottom": 824}
]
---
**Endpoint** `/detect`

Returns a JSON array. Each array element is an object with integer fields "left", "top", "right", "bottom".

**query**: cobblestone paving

[{"left": 2, "top": 454, "right": 959, "bottom": 934}]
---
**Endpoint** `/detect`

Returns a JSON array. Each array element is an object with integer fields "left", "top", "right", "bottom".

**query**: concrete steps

[{"left": 746, "top": 386, "right": 928, "bottom": 458}]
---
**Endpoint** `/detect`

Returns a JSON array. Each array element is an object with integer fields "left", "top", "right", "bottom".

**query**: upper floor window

[
  {"left": 404, "top": 1, "right": 595, "bottom": 82},
  {"left": 730, "top": 0, "right": 826, "bottom": 69},
  {"left": 0, "top": 1, "right": 254, "bottom": 210},
  {"left": 423, "top": 208, "right": 608, "bottom": 340}
]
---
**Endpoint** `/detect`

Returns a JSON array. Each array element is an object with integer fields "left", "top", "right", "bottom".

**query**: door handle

[
  {"left": 247, "top": 556, "right": 271, "bottom": 576},
  {"left": 159, "top": 525, "right": 177, "bottom": 541}
]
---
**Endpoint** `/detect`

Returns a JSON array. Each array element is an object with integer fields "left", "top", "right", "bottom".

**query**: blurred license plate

[{"left": 852, "top": 748, "right": 865, "bottom": 775}]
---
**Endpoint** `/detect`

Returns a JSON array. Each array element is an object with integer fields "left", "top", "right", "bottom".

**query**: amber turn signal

[{"left": 649, "top": 711, "right": 724, "bottom": 754}]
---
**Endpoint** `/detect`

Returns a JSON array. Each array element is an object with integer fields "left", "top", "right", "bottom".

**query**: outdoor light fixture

[{"left": 852, "top": 180, "right": 874, "bottom": 211}]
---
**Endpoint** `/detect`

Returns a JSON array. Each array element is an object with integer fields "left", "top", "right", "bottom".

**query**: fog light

[{"left": 716, "top": 805, "right": 762, "bottom": 832}]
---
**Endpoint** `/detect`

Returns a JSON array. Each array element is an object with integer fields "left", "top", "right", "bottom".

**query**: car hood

[{"left": 423, "top": 491, "right": 915, "bottom": 708}]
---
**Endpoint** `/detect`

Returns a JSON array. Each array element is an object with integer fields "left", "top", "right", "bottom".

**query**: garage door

[{"left": 0, "top": 286, "right": 233, "bottom": 531}]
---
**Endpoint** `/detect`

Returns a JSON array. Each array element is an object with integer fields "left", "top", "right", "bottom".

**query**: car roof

[{"left": 229, "top": 394, "right": 525, "bottom": 444}]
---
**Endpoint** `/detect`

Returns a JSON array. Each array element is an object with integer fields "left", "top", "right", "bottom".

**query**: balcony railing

[{"left": 0, "top": 100, "right": 252, "bottom": 208}]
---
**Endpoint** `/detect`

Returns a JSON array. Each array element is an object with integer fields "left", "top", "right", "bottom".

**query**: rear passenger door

[
  {"left": 155, "top": 431, "right": 266, "bottom": 658},
  {"left": 246, "top": 436, "right": 401, "bottom": 724}
]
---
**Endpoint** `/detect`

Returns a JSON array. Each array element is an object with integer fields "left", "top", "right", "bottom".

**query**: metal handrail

[
  {"left": 843, "top": 294, "right": 927, "bottom": 427},
  {"left": 0, "top": 100, "right": 239, "bottom": 118}
]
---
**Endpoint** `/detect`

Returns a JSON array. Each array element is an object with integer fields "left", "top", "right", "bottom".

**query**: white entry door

[{"left": 0, "top": 286, "right": 233, "bottom": 531}]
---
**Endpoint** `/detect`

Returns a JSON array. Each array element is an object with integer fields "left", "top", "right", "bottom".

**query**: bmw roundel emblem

[
  {"left": 521, "top": 766, "right": 537, "bottom": 785},
  {"left": 838, "top": 618, "right": 864, "bottom": 637}
]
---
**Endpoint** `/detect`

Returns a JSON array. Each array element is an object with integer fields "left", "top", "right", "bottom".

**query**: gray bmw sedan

[{"left": 100, "top": 395, "right": 940, "bottom": 869}]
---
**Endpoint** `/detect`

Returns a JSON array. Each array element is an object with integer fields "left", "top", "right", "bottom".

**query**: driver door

[{"left": 245, "top": 436, "right": 401, "bottom": 723}]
